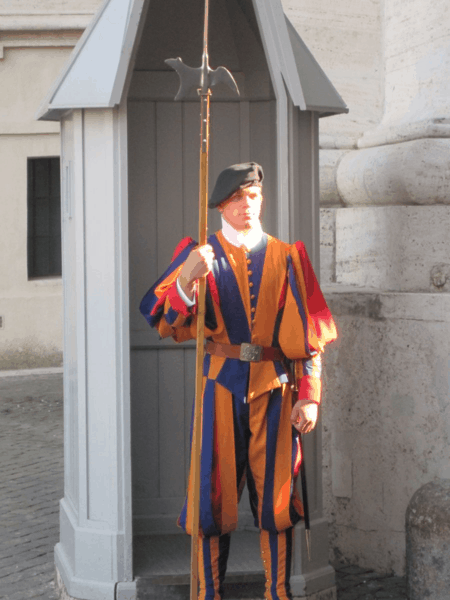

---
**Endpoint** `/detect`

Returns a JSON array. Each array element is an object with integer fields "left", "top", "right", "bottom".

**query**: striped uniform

[{"left": 140, "top": 231, "right": 336, "bottom": 600}]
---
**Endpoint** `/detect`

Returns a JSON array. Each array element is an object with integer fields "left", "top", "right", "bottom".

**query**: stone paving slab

[
  {"left": 333, "top": 565, "right": 406, "bottom": 600},
  {"left": 0, "top": 370, "right": 407, "bottom": 600}
]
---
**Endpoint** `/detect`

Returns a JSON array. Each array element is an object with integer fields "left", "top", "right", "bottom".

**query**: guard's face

[{"left": 218, "top": 185, "right": 263, "bottom": 231}]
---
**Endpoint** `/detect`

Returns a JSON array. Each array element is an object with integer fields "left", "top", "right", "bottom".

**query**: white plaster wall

[
  {"left": 0, "top": 1, "right": 103, "bottom": 30},
  {"left": 0, "top": 132, "right": 64, "bottom": 368},
  {"left": 0, "top": 47, "right": 75, "bottom": 134},
  {"left": 0, "top": 35, "right": 92, "bottom": 368},
  {"left": 0, "top": 0, "right": 101, "bottom": 12}
]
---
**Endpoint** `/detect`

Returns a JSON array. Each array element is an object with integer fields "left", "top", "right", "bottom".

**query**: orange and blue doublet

[{"left": 140, "top": 230, "right": 337, "bottom": 538}]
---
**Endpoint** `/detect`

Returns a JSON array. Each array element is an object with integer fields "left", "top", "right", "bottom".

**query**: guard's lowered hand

[
  {"left": 291, "top": 400, "right": 319, "bottom": 434},
  {"left": 178, "top": 245, "right": 215, "bottom": 300}
]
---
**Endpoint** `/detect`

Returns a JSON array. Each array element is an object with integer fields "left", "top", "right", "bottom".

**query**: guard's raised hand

[{"left": 178, "top": 245, "right": 215, "bottom": 298}]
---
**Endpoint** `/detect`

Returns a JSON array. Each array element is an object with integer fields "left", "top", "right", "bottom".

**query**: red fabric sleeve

[
  {"left": 297, "top": 375, "right": 322, "bottom": 404},
  {"left": 167, "top": 281, "right": 192, "bottom": 318},
  {"left": 294, "top": 241, "right": 337, "bottom": 349}
]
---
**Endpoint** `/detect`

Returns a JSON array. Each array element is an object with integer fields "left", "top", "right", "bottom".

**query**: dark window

[{"left": 27, "top": 157, "right": 62, "bottom": 278}]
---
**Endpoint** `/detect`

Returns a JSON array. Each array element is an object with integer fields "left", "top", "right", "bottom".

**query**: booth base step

[{"left": 134, "top": 530, "right": 265, "bottom": 599}]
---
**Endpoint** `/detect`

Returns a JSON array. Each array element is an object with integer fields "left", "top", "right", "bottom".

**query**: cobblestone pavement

[
  {"left": 0, "top": 370, "right": 63, "bottom": 600},
  {"left": 0, "top": 369, "right": 407, "bottom": 600}
]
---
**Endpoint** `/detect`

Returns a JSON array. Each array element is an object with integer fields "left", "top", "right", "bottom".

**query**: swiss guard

[{"left": 140, "top": 162, "right": 337, "bottom": 600}]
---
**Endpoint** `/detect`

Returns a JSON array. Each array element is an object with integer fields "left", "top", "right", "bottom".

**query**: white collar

[{"left": 221, "top": 217, "right": 264, "bottom": 251}]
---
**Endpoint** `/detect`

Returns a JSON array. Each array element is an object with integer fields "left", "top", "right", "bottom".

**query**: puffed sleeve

[
  {"left": 140, "top": 237, "right": 221, "bottom": 342},
  {"left": 279, "top": 241, "right": 337, "bottom": 403},
  {"left": 139, "top": 237, "right": 198, "bottom": 341}
]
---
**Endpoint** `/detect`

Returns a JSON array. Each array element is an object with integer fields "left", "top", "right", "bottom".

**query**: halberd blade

[
  {"left": 165, "top": 58, "right": 240, "bottom": 101},
  {"left": 165, "top": 58, "right": 203, "bottom": 101},
  {"left": 209, "top": 66, "right": 239, "bottom": 96}
]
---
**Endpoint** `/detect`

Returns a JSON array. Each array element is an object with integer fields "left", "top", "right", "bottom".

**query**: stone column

[{"left": 406, "top": 479, "right": 450, "bottom": 599}]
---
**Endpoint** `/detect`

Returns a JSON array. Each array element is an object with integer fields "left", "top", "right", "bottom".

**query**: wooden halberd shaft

[
  {"left": 190, "top": 90, "right": 211, "bottom": 600},
  {"left": 164, "top": 1, "right": 239, "bottom": 597}
]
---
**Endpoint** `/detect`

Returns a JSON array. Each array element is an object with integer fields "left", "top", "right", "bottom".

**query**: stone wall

[
  {"left": 320, "top": 208, "right": 450, "bottom": 574},
  {"left": 323, "top": 285, "right": 450, "bottom": 574}
]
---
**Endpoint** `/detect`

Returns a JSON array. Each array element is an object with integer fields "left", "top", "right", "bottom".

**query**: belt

[{"left": 205, "top": 340, "right": 284, "bottom": 363}]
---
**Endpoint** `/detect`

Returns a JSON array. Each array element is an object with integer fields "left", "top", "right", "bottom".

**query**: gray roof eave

[{"left": 285, "top": 16, "right": 348, "bottom": 115}]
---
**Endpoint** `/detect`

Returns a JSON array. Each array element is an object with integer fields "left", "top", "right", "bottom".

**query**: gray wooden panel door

[{"left": 128, "top": 97, "right": 276, "bottom": 534}]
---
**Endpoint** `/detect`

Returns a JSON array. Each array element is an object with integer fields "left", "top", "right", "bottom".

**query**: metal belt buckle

[{"left": 240, "top": 343, "right": 263, "bottom": 362}]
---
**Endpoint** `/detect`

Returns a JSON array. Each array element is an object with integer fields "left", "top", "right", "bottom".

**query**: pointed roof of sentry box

[
  {"left": 36, "top": 0, "right": 146, "bottom": 121},
  {"left": 37, "top": 0, "right": 347, "bottom": 121}
]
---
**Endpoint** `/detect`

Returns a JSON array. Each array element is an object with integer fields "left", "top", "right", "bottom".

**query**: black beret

[{"left": 209, "top": 162, "right": 264, "bottom": 208}]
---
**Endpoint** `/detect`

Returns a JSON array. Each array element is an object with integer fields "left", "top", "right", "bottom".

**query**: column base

[{"left": 56, "top": 566, "right": 137, "bottom": 600}]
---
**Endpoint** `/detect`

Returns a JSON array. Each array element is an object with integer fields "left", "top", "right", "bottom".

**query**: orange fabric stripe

[
  {"left": 215, "top": 383, "right": 238, "bottom": 533},
  {"left": 247, "top": 237, "right": 289, "bottom": 401},
  {"left": 252, "top": 235, "right": 288, "bottom": 346},
  {"left": 185, "top": 375, "right": 208, "bottom": 535},
  {"left": 207, "top": 355, "right": 227, "bottom": 381},
  {"left": 260, "top": 529, "right": 273, "bottom": 600},
  {"left": 198, "top": 535, "right": 207, "bottom": 600},
  {"left": 276, "top": 531, "right": 287, "bottom": 599},
  {"left": 154, "top": 264, "right": 184, "bottom": 298},
  {"left": 211, "top": 418, "right": 222, "bottom": 532},
  {"left": 210, "top": 536, "right": 221, "bottom": 600},
  {"left": 249, "top": 392, "right": 269, "bottom": 527},
  {"left": 273, "top": 384, "right": 294, "bottom": 532}
]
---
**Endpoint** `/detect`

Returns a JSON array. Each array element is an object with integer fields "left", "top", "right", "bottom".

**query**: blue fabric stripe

[
  {"left": 232, "top": 393, "right": 250, "bottom": 490},
  {"left": 205, "top": 285, "right": 218, "bottom": 331},
  {"left": 289, "top": 431, "right": 302, "bottom": 527},
  {"left": 165, "top": 306, "right": 178, "bottom": 325},
  {"left": 261, "top": 388, "right": 282, "bottom": 532},
  {"left": 209, "top": 234, "right": 251, "bottom": 345},
  {"left": 272, "top": 310, "right": 288, "bottom": 381},
  {"left": 215, "top": 358, "right": 250, "bottom": 401},
  {"left": 246, "top": 234, "right": 267, "bottom": 307},
  {"left": 246, "top": 466, "right": 259, "bottom": 527},
  {"left": 302, "top": 352, "right": 322, "bottom": 377},
  {"left": 285, "top": 528, "right": 293, "bottom": 599},
  {"left": 200, "top": 379, "right": 220, "bottom": 536},
  {"left": 203, "top": 352, "right": 211, "bottom": 377},
  {"left": 268, "top": 530, "right": 293, "bottom": 600},
  {"left": 178, "top": 374, "right": 219, "bottom": 536},
  {"left": 218, "top": 534, "right": 231, "bottom": 595},
  {"left": 139, "top": 240, "right": 197, "bottom": 327},
  {"left": 287, "top": 256, "right": 310, "bottom": 354}
]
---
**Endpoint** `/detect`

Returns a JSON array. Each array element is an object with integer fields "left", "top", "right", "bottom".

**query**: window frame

[{"left": 27, "top": 156, "right": 62, "bottom": 280}]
